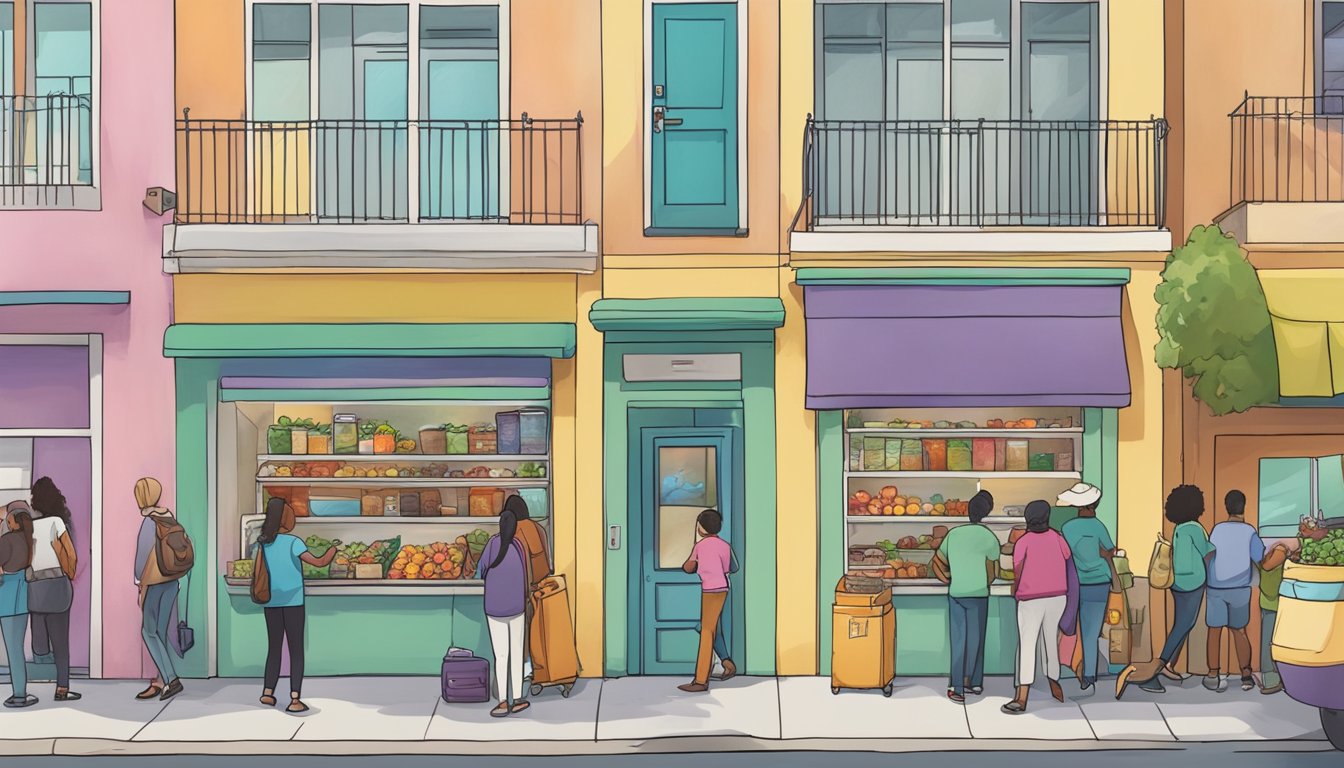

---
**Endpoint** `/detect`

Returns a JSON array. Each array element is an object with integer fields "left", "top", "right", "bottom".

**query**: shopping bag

[
  {"left": 1105, "top": 590, "right": 1127, "bottom": 626},
  {"left": 1148, "top": 534, "right": 1174, "bottom": 590},
  {"left": 250, "top": 545, "right": 271, "bottom": 605},
  {"left": 1109, "top": 627, "right": 1132, "bottom": 665}
]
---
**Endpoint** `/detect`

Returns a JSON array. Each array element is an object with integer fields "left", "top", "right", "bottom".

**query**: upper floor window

[
  {"left": 1, "top": 0, "right": 94, "bottom": 203},
  {"left": 1321, "top": 1, "right": 1344, "bottom": 98}
]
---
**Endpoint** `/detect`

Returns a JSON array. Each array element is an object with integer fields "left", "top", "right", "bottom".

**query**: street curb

[{"left": 6, "top": 737, "right": 1333, "bottom": 757}]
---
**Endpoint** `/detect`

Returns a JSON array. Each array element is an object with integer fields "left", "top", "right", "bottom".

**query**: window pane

[
  {"left": 353, "top": 4, "right": 407, "bottom": 46},
  {"left": 1, "top": 3, "right": 12, "bottom": 94},
  {"left": 0, "top": 346, "right": 90, "bottom": 430},
  {"left": 889, "top": 3, "right": 942, "bottom": 44},
  {"left": 254, "top": 4, "right": 310, "bottom": 120},
  {"left": 1319, "top": 455, "right": 1344, "bottom": 518},
  {"left": 822, "top": 41, "right": 884, "bottom": 120},
  {"left": 1023, "top": 2, "right": 1094, "bottom": 40},
  {"left": 421, "top": 5, "right": 500, "bottom": 50},
  {"left": 951, "top": 48, "right": 1009, "bottom": 118},
  {"left": 657, "top": 446, "right": 718, "bottom": 570},
  {"left": 1259, "top": 458, "right": 1312, "bottom": 537},
  {"left": 951, "top": 0, "right": 1010, "bottom": 43},
  {"left": 34, "top": 2, "right": 91, "bottom": 85},
  {"left": 823, "top": 3, "right": 884, "bottom": 38},
  {"left": 255, "top": 4, "right": 310, "bottom": 42}
]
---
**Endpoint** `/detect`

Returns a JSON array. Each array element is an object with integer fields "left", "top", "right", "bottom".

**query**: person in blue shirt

[
  {"left": 255, "top": 498, "right": 336, "bottom": 714},
  {"left": 1058, "top": 483, "right": 1115, "bottom": 693},
  {"left": 1203, "top": 490, "right": 1265, "bottom": 692}
]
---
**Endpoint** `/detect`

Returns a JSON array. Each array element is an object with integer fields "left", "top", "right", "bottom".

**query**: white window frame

[
  {"left": 813, "top": 0, "right": 1109, "bottom": 226},
  {"left": 243, "top": 0, "right": 511, "bottom": 223},
  {"left": 2, "top": 0, "right": 100, "bottom": 209},
  {"left": 642, "top": 0, "right": 750, "bottom": 234},
  {"left": 0, "top": 334, "right": 102, "bottom": 679}
]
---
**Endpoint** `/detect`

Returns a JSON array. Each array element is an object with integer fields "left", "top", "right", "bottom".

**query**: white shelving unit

[{"left": 843, "top": 407, "right": 1087, "bottom": 595}]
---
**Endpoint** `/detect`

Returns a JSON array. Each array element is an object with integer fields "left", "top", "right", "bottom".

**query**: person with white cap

[{"left": 1058, "top": 482, "right": 1115, "bottom": 692}]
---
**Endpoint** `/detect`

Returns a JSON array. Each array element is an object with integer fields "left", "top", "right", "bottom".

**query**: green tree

[{"left": 1154, "top": 225, "right": 1279, "bottom": 415}]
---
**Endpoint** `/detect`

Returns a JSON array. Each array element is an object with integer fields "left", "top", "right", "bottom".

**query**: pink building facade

[{"left": 0, "top": 0, "right": 177, "bottom": 680}]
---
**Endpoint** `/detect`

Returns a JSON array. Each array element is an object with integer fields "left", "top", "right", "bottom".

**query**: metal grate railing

[
  {"left": 1, "top": 94, "right": 94, "bottom": 204},
  {"left": 1230, "top": 94, "right": 1344, "bottom": 206},
  {"left": 794, "top": 116, "right": 1167, "bottom": 230},
  {"left": 176, "top": 111, "right": 583, "bottom": 225}
]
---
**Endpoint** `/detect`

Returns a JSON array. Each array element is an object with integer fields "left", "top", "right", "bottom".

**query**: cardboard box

[
  {"left": 835, "top": 579, "right": 892, "bottom": 607},
  {"left": 355, "top": 563, "right": 384, "bottom": 579}
]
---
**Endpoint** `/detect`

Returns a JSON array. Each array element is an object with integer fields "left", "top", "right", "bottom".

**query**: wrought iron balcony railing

[{"left": 1230, "top": 94, "right": 1344, "bottom": 206}]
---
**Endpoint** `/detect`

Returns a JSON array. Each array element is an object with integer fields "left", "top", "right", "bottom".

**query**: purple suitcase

[{"left": 441, "top": 647, "right": 490, "bottom": 703}]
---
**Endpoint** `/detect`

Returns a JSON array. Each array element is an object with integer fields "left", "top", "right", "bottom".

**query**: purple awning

[{"left": 803, "top": 284, "right": 1131, "bottom": 409}]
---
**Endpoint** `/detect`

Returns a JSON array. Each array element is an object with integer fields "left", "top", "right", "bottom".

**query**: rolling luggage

[
  {"left": 441, "top": 647, "right": 490, "bottom": 703},
  {"left": 528, "top": 575, "right": 580, "bottom": 698}
]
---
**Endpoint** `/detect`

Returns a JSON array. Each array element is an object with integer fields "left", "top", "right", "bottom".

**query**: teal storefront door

[
  {"left": 650, "top": 2, "right": 739, "bottom": 231},
  {"left": 628, "top": 413, "right": 741, "bottom": 675}
]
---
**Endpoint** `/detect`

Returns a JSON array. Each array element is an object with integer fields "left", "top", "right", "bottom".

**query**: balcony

[
  {"left": 1220, "top": 95, "right": 1344, "bottom": 245},
  {"left": 790, "top": 117, "right": 1171, "bottom": 257},
  {"left": 165, "top": 112, "right": 595, "bottom": 274},
  {"left": 1, "top": 94, "right": 96, "bottom": 209}
]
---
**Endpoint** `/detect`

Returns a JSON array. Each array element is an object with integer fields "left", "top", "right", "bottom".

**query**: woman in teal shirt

[
  {"left": 1118, "top": 485, "right": 1213, "bottom": 698},
  {"left": 256, "top": 498, "right": 337, "bottom": 714}
]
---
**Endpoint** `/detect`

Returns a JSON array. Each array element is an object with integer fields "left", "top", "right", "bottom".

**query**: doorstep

[{"left": 0, "top": 676, "right": 1328, "bottom": 757}]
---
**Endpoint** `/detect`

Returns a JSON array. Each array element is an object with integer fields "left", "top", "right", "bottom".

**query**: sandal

[
  {"left": 286, "top": 695, "right": 310, "bottom": 714},
  {"left": 509, "top": 700, "right": 531, "bottom": 715},
  {"left": 490, "top": 703, "right": 510, "bottom": 718},
  {"left": 259, "top": 689, "right": 277, "bottom": 707},
  {"left": 946, "top": 689, "right": 965, "bottom": 704},
  {"left": 4, "top": 695, "right": 38, "bottom": 708},
  {"left": 54, "top": 689, "right": 81, "bottom": 701},
  {"left": 136, "top": 685, "right": 163, "bottom": 701},
  {"left": 1000, "top": 700, "right": 1027, "bottom": 714}
]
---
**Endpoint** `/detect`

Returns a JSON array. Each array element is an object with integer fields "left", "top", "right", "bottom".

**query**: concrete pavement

[{"left": 0, "top": 675, "right": 1328, "bottom": 757}]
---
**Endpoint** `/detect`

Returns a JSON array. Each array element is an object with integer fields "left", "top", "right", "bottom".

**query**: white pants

[
  {"left": 487, "top": 613, "right": 526, "bottom": 703},
  {"left": 1016, "top": 595, "right": 1067, "bottom": 687}
]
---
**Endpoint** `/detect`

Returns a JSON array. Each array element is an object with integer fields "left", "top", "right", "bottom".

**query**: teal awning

[
  {"left": 589, "top": 298, "right": 786, "bottom": 332},
  {"left": 163, "top": 323, "right": 576, "bottom": 359},
  {"left": 0, "top": 291, "right": 130, "bottom": 305}
]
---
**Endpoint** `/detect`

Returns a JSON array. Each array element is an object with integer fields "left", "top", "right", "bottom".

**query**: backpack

[
  {"left": 1148, "top": 533, "right": 1173, "bottom": 590},
  {"left": 154, "top": 515, "right": 195, "bottom": 580}
]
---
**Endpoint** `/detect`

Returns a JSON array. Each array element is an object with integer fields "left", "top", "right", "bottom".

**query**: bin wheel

[
  {"left": 882, "top": 683, "right": 894, "bottom": 698},
  {"left": 831, "top": 687, "right": 840, "bottom": 695},
  {"left": 530, "top": 684, "right": 543, "bottom": 697},
  {"left": 561, "top": 683, "right": 574, "bottom": 699}
]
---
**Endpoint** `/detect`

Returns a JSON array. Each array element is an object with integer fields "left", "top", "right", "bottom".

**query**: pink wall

[{"left": 0, "top": 0, "right": 177, "bottom": 679}]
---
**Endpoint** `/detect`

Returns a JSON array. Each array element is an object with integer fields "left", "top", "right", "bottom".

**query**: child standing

[
  {"left": 1256, "top": 539, "right": 1294, "bottom": 694},
  {"left": 679, "top": 509, "right": 732, "bottom": 693}
]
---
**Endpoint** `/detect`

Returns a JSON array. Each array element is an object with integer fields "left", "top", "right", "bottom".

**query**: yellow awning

[{"left": 1260, "top": 270, "right": 1344, "bottom": 397}]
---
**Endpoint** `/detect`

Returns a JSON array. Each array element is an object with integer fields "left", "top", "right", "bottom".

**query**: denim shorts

[{"left": 1205, "top": 587, "right": 1251, "bottom": 629}]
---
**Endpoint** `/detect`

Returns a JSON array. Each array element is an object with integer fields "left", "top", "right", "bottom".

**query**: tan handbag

[
  {"left": 1148, "top": 533, "right": 1174, "bottom": 590},
  {"left": 250, "top": 544, "right": 272, "bottom": 605}
]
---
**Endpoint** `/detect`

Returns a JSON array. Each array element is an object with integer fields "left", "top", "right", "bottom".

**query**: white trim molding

[{"left": 790, "top": 227, "right": 1173, "bottom": 255}]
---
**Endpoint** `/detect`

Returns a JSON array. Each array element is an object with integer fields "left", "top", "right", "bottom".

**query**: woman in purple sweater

[{"left": 476, "top": 508, "right": 530, "bottom": 717}]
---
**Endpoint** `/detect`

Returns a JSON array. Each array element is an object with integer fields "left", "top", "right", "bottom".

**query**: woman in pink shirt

[
  {"left": 1004, "top": 500, "right": 1072, "bottom": 713},
  {"left": 679, "top": 509, "right": 732, "bottom": 693}
]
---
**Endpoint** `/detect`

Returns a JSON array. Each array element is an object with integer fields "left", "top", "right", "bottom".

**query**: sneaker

[
  {"left": 3, "top": 695, "right": 38, "bottom": 708},
  {"left": 1137, "top": 677, "right": 1167, "bottom": 693},
  {"left": 1240, "top": 675, "right": 1256, "bottom": 692},
  {"left": 947, "top": 689, "right": 965, "bottom": 704},
  {"left": 1260, "top": 682, "right": 1284, "bottom": 695},
  {"left": 713, "top": 659, "right": 737, "bottom": 682},
  {"left": 1203, "top": 673, "right": 1227, "bottom": 692}
]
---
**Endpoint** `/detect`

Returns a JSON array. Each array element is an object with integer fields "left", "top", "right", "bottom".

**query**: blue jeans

[
  {"left": 1078, "top": 583, "right": 1111, "bottom": 683},
  {"left": 1, "top": 614, "right": 27, "bottom": 698},
  {"left": 949, "top": 596, "right": 988, "bottom": 694},
  {"left": 141, "top": 581, "right": 179, "bottom": 683},
  {"left": 1160, "top": 585, "right": 1206, "bottom": 663}
]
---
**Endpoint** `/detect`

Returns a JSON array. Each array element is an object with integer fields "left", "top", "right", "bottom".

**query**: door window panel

[
  {"left": 253, "top": 4, "right": 311, "bottom": 121},
  {"left": 657, "top": 446, "right": 717, "bottom": 569},
  {"left": 1319, "top": 454, "right": 1344, "bottom": 517},
  {"left": 950, "top": 0, "right": 1009, "bottom": 43},
  {"left": 1323, "top": 2, "right": 1344, "bottom": 97},
  {"left": 32, "top": 1, "right": 91, "bottom": 184},
  {"left": 2, "top": 3, "right": 13, "bottom": 94}
]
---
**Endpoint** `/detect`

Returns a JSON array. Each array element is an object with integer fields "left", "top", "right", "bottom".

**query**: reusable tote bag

[{"left": 1148, "top": 533, "right": 1174, "bottom": 590}]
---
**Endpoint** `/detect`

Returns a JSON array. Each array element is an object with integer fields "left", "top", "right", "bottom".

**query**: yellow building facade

[{"left": 167, "top": 0, "right": 1174, "bottom": 680}]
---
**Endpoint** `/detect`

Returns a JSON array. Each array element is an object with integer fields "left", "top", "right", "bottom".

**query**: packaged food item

[
  {"left": 994, "top": 438, "right": 1007, "bottom": 471},
  {"left": 1029, "top": 453, "right": 1055, "bottom": 472},
  {"left": 884, "top": 439, "right": 902, "bottom": 471},
  {"left": 267, "top": 425, "right": 293, "bottom": 455},
  {"left": 445, "top": 424, "right": 469, "bottom": 455},
  {"left": 1005, "top": 439, "right": 1029, "bottom": 472},
  {"left": 419, "top": 490, "right": 442, "bottom": 517},
  {"left": 419, "top": 426, "right": 447, "bottom": 455},
  {"left": 469, "top": 425, "right": 498, "bottom": 455},
  {"left": 972, "top": 438, "right": 995, "bottom": 472},
  {"left": 290, "top": 428, "right": 309, "bottom": 455},
  {"left": 334, "top": 414, "right": 359, "bottom": 454},
  {"left": 469, "top": 488, "right": 502, "bottom": 517},
  {"left": 849, "top": 435, "right": 864, "bottom": 471},
  {"left": 922, "top": 439, "right": 948, "bottom": 472},
  {"left": 863, "top": 438, "right": 885, "bottom": 471},
  {"left": 361, "top": 494, "right": 383, "bottom": 517},
  {"left": 400, "top": 492, "right": 421, "bottom": 517},
  {"left": 307, "top": 431, "right": 331, "bottom": 455},
  {"left": 373, "top": 426, "right": 398, "bottom": 455},
  {"left": 1055, "top": 450, "right": 1074, "bottom": 472},
  {"left": 383, "top": 493, "right": 400, "bottom": 517},
  {"left": 946, "top": 439, "right": 972, "bottom": 472},
  {"left": 901, "top": 440, "right": 923, "bottom": 471}
]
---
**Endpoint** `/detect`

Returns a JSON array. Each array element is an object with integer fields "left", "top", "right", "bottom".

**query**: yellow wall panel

[{"left": 601, "top": 267, "right": 780, "bottom": 299}]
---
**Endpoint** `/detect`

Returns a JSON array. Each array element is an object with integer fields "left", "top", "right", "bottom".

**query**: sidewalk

[{"left": 0, "top": 675, "right": 1329, "bottom": 757}]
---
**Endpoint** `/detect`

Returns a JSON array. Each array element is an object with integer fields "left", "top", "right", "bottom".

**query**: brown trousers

[{"left": 695, "top": 591, "right": 728, "bottom": 685}]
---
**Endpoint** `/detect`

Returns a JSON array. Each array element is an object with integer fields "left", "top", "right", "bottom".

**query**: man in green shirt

[
  {"left": 934, "top": 490, "right": 1000, "bottom": 703},
  {"left": 1256, "top": 540, "right": 1293, "bottom": 694}
]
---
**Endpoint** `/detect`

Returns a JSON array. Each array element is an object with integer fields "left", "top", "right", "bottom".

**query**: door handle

[{"left": 652, "top": 106, "right": 683, "bottom": 133}]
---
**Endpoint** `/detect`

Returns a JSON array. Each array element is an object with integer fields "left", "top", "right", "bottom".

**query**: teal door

[
  {"left": 650, "top": 2, "right": 739, "bottom": 232},
  {"left": 630, "top": 421, "right": 739, "bottom": 675}
]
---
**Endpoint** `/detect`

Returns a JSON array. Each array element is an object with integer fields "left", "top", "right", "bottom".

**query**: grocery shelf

[
  {"left": 878, "top": 581, "right": 1013, "bottom": 597},
  {"left": 846, "top": 428, "right": 1082, "bottom": 437},
  {"left": 244, "top": 515, "right": 543, "bottom": 525},
  {"left": 223, "top": 578, "right": 483, "bottom": 597},
  {"left": 847, "top": 471, "right": 1081, "bottom": 480},
  {"left": 255, "top": 477, "right": 550, "bottom": 488},
  {"left": 258, "top": 454, "right": 549, "bottom": 464},
  {"left": 846, "top": 515, "right": 1027, "bottom": 524}
]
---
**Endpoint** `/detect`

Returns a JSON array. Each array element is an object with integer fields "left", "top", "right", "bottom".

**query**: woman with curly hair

[
  {"left": 28, "top": 476, "right": 80, "bottom": 702},
  {"left": 1116, "top": 484, "right": 1214, "bottom": 699}
]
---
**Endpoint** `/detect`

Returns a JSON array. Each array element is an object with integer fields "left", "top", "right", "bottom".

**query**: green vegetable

[{"left": 278, "top": 416, "right": 293, "bottom": 427}]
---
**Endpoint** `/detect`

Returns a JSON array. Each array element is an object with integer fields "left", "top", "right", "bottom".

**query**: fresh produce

[
  {"left": 847, "top": 486, "right": 967, "bottom": 517},
  {"left": 302, "top": 535, "right": 335, "bottom": 578},
  {"left": 847, "top": 412, "right": 1074, "bottom": 430},
  {"left": 1295, "top": 524, "right": 1344, "bottom": 566},
  {"left": 390, "top": 541, "right": 470, "bottom": 580},
  {"left": 518, "top": 462, "right": 547, "bottom": 478},
  {"left": 229, "top": 560, "right": 254, "bottom": 579}
]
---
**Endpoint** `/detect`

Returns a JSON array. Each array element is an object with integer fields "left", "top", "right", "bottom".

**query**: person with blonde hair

[{"left": 133, "top": 477, "right": 185, "bottom": 701}]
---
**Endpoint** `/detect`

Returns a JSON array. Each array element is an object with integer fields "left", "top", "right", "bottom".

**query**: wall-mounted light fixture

[{"left": 143, "top": 187, "right": 177, "bottom": 216}]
